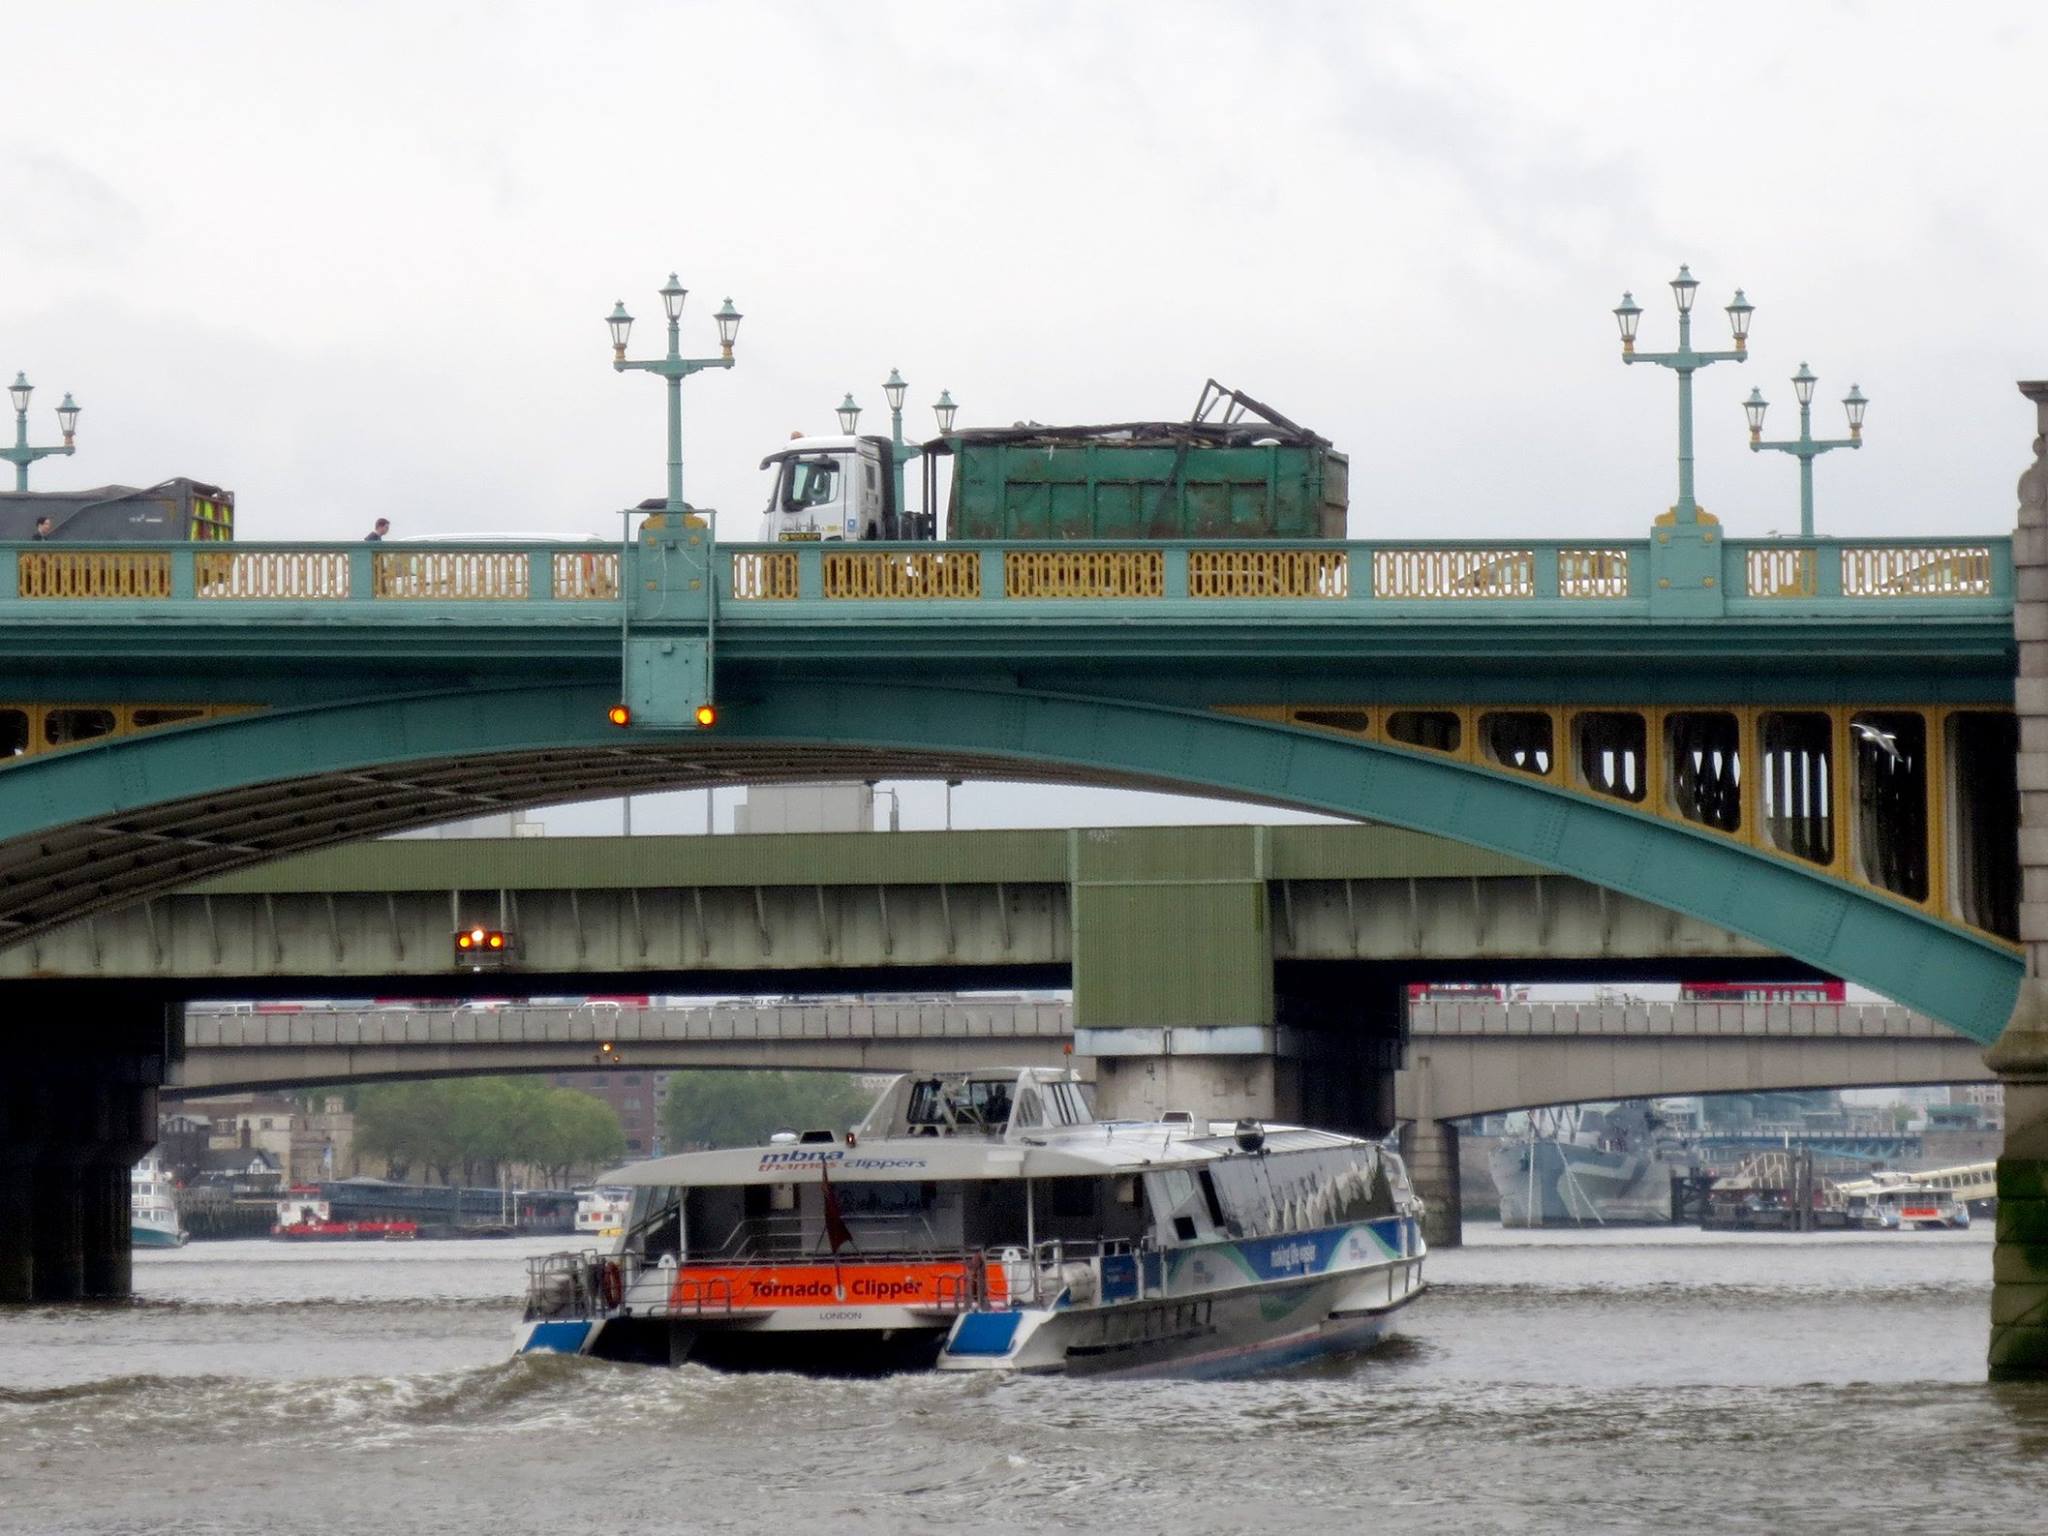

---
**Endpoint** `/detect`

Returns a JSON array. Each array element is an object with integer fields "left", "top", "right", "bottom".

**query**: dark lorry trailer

[{"left": 0, "top": 479, "right": 235, "bottom": 541}]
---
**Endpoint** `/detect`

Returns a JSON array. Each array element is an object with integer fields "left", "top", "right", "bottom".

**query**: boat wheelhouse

[{"left": 515, "top": 1067, "right": 1425, "bottom": 1376}]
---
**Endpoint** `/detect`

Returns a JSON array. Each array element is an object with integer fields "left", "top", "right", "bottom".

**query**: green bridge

[{"left": 0, "top": 527, "right": 2019, "bottom": 1040}]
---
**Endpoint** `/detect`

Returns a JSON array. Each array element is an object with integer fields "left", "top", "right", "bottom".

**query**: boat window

[
  {"left": 1012, "top": 1089, "right": 1044, "bottom": 1129},
  {"left": 906, "top": 1079, "right": 947, "bottom": 1127},
  {"left": 1197, "top": 1170, "right": 1226, "bottom": 1228},
  {"left": 835, "top": 1181, "right": 933, "bottom": 1217},
  {"left": 1047, "top": 1081, "right": 1087, "bottom": 1125},
  {"left": 1051, "top": 1179, "right": 1094, "bottom": 1219},
  {"left": 957, "top": 1079, "right": 1014, "bottom": 1129}
]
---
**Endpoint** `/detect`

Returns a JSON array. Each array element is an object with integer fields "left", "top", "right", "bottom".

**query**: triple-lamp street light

[
  {"left": 1743, "top": 365, "right": 1868, "bottom": 539},
  {"left": 607, "top": 274, "right": 742, "bottom": 515},
  {"left": 4, "top": 372, "right": 81, "bottom": 492},
  {"left": 1613, "top": 265, "right": 1752, "bottom": 525},
  {"left": 836, "top": 374, "right": 960, "bottom": 526}
]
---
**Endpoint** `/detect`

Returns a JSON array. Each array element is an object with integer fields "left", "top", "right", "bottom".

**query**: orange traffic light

[
  {"left": 694, "top": 704, "right": 717, "bottom": 728},
  {"left": 607, "top": 704, "right": 632, "bottom": 727},
  {"left": 454, "top": 927, "right": 512, "bottom": 964}
]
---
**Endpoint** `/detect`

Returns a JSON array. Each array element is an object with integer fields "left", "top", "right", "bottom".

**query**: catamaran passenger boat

[{"left": 514, "top": 1066, "right": 1426, "bottom": 1376}]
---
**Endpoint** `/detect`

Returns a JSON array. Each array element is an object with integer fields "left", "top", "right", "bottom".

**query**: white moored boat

[
  {"left": 574, "top": 1186, "right": 630, "bottom": 1239},
  {"left": 514, "top": 1067, "right": 1425, "bottom": 1376},
  {"left": 131, "top": 1152, "right": 187, "bottom": 1249}
]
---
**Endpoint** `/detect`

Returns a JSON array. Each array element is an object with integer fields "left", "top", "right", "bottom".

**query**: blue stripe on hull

[{"left": 516, "top": 1319, "right": 595, "bottom": 1355}]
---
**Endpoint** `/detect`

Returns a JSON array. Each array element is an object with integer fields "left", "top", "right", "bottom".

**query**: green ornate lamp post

[
  {"left": 607, "top": 275, "right": 742, "bottom": 513},
  {"left": 3, "top": 372, "right": 81, "bottom": 491},
  {"left": 1743, "top": 365, "right": 1868, "bottom": 538},
  {"left": 1614, "top": 266, "right": 1753, "bottom": 524},
  {"left": 834, "top": 378, "right": 959, "bottom": 533}
]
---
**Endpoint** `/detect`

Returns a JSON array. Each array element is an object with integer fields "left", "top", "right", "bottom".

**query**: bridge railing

[
  {"left": 0, "top": 543, "right": 625, "bottom": 603},
  {"left": 0, "top": 536, "right": 2011, "bottom": 611},
  {"left": 1408, "top": 999, "right": 1962, "bottom": 1038},
  {"left": 723, "top": 537, "right": 2011, "bottom": 607}
]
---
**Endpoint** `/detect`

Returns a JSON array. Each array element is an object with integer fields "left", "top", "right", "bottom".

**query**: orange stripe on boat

[{"left": 670, "top": 1261, "right": 1005, "bottom": 1309}]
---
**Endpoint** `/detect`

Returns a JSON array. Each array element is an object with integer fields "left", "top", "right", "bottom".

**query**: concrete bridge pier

[
  {"left": 1992, "top": 380, "right": 2048, "bottom": 1381},
  {"left": 1068, "top": 830, "right": 1400, "bottom": 1133},
  {"left": 1401, "top": 1118, "right": 1463, "bottom": 1251},
  {"left": 1392, "top": 1027, "right": 1462, "bottom": 1250},
  {"left": 0, "top": 1148, "right": 29, "bottom": 1301},
  {"left": 1072, "top": 827, "right": 1286, "bottom": 1125},
  {"left": 0, "top": 997, "right": 174, "bottom": 1304}
]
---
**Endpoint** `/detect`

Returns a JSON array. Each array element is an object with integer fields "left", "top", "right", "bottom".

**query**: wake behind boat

[{"left": 515, "top": 1067, "right": 1425, "bottom": 1376}]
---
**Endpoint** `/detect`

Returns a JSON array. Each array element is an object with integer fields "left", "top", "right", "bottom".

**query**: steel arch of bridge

[{"left": 0, "top": 678, "right": 2020, "bottom": 1044}]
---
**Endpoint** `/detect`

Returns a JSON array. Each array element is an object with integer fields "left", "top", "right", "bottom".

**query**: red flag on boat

[{"left": 820, "top": 1161, "right": 855, "bottom": 1255}]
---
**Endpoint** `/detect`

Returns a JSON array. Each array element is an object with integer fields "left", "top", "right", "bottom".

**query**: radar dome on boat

[{"left": 1235, "top": 1119, "right": 1266, "bottom": 1153}]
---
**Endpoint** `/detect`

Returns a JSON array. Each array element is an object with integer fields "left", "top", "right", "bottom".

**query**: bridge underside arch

[{"left": 0, "top": 679, "right": 2020, "bottom": 1042}]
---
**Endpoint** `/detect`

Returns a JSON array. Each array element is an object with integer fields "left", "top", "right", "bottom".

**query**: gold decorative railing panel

[
  {"left": 195, "top": 551, "right": 350, "bottom": 600},
  {"left": 1188, "top": 549, "right": 1348, "bottom": 598},
  {"left": 1558, "top": 548, "right": 1631, "bottom": 599},
  {"left": 1745, "top": 547, "right": 1816, "bottom": 599},
  {"left": 1004, "top": 550, "right": 1164, "bottom": 599},
  {"left": 17, "top": 551, "right": 173, "bottom": 599},
  {"left": 730, "top": 551, "right": 800, "bottom": 600},
  {"left": 1373, "top": 547, "right": 1534, "bottom": 599},
  {"left": 1842, "top": 545, "right": 1994, "bottom": 597},
  {"left": 823, "top": 550, "right": 982, "bottom": 600},
  {"left": 552, "top": 551, "right": 621, "bottom": 600},
  {"left": 373, "top": 551, "right": 531, "bottom": 600}
]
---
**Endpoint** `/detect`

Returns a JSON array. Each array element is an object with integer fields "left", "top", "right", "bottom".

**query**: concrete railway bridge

[{"left": 175, "top": 992, "right": 1991, "bottom": 1248}]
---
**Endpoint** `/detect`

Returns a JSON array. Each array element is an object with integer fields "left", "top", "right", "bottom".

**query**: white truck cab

[{"left": 755, "top": 434, "right": 928, "bottom": 542}]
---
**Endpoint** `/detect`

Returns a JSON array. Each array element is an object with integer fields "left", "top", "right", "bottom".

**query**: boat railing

[
  {"left": 671, "top": 1273, "right": 735, "bottom": 1316},
  {"left": 521, "top": 1248, "right": 610, "bottom": 1321},
  {"left": 971, "top": 1236, "right": 1152, "bottom": 1308}
]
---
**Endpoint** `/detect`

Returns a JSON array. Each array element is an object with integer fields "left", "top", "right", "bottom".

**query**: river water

[{"left": 1, "top": 1226, "right": 2042, "bottom": 1535}]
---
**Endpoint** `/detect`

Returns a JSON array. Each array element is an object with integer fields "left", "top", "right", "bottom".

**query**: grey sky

[{"left": 5, "top": 1, "right": 2042, "bottom": 834}]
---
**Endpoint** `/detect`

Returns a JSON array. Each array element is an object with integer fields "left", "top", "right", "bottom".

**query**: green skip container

[{"left": 930, "top": 391, "right": 1348, "bottom": 541}]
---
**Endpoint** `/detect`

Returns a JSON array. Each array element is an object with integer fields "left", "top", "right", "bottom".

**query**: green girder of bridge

[{"left": 0, "top": 534, "right": 2021, "bottom": 1044}]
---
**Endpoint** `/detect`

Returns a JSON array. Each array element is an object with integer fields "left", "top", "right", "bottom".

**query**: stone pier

[
  {"left": 1400, "top": 1116, "right": 1463, "bottom": 1250},
  {"left": 0, "top": 1000, "right": 174, "bottom": 1304},
  {"left": 1992, "top": 380, "right": 2048, "bottom": 1380}
]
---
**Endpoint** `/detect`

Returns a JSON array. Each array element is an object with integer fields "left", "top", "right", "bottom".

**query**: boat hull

[
  {"left": 271, "top": 1222, "right": 418, "bottom": 1241},
  {"left": 131, "top": 1223, "right": 188, "bottom": 1249},
  {"left": 939, "top": 1220, "right": 1426, "bottom": 1378},
  {"left": 514, "top": 1313, "right": 951, "bottom": 1374},
  {"left": 1021, "top": 1279, "right": 1418, "bottom": 1381}
]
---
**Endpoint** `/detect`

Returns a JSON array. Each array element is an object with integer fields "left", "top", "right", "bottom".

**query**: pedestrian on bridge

[
  {"left": 364, "top": 517, "right": 390, "bottom": 541},
  {"left": 30, "top": 517, "right": 53, "bottom": 540}
]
